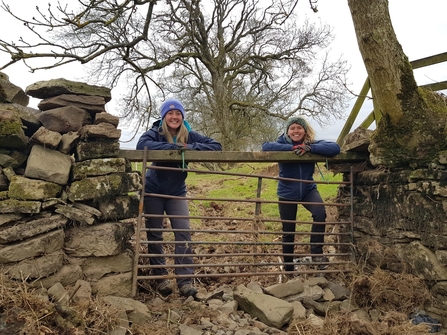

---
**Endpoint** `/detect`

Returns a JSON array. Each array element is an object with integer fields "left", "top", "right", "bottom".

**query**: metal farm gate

[{"left": 131, "top": 150, "right": 355, "bottom": 296}]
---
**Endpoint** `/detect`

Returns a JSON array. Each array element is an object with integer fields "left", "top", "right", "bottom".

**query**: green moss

[
  {"left": 409, "top": 169, "right": 434, "bottom": 180},
  {"left": 409, "top": 169, "right": 447, "bottom": 186},
  {"left": 419, "top": 88, "right": 447, "bottom": 115},
  {"left": 68, "top": 172, "right": 139, "bottom": 202},
  {"left": 0, "top": 118, "right": 23, "bottom": 137},
  {"left": 0, "top": 198, "right": 41, "bottom": 214},
  {"left": 71, "top": 158, "right": 129, "bottom": 180},
  {"left": 8, "top": 176, "right": 61, "bottom": 200},
  {"left": 397, "top": 61, "right": 420, "bottom": 108},
  {"left": 371, "top": 88, "right": 447, "bottom": 168}
]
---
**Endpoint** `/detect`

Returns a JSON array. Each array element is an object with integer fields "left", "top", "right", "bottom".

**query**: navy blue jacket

[
  {"left": 261, "top": 134, "right": 340, "bottom": 201},
  {"left": 137, "top": 120, "right": 222, "bottom": 196}
]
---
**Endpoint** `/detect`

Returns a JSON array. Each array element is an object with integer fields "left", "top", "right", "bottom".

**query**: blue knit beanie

[
  {"left": 284, "top": 116, "right": 308, "bottom": 143},
  {"left": 160, "top": 98, "right": 185, "bottom": 119}
]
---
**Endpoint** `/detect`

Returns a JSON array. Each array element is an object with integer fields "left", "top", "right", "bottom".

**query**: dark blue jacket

[
  {"left": 261, "top": 134, "right": 340, "bottom": 201},
  {"left": 136, "top": 120, "right": 222, "bottom": 196}
]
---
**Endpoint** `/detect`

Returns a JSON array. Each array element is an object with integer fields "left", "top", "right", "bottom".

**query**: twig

[{"left": 68, "top": 284, "right": 82, "bottom": 302}]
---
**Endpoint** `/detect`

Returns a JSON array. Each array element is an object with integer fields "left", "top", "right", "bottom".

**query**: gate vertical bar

[
  {"left": 131, "top": 147, "right": 148, "bottom": 296},
  {"left": 251, "top": 177, "right": 263, "bottom": 274}
]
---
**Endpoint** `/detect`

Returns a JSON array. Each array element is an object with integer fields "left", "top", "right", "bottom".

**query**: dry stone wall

[
  {"left": 0, "top": 73, "right": 141, "bottom": 297},
  {"left": 336, "top": 128, "right": 447, "bottom": 329}
]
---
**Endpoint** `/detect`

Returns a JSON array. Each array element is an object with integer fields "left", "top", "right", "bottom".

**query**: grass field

[
  {"left": 185, "top": 162, "right": 342, "bottom": 232},
  {"left": 134, "top": 161, "right": 341, "bottom": 222}
]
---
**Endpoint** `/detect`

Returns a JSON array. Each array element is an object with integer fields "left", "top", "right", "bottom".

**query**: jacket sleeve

[
  {"left": 188, "top": 131, "right": 223, "bottom": 151},
  {"left": 310, "top": 140, "right": 340, "bottom": 157},
  {"left": 261, "top": 141, "right": 293, "bottom": 151},
  {"left": 136, "top": 130, "right": 178, "bottom": 150}
]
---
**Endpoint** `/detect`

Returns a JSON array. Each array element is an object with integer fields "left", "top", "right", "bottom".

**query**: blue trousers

[
  {"left": 144, "top": 195, "right": 193, "bottom": 286},
  {"left": 279, "top": 188, "right": 327, "bottom": 271}
]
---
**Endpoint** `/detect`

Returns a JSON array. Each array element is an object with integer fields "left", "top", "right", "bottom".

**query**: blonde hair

[
  {"left": 304, "top": 123, "right": 316, "bottom": 143},
  {"left": 160, "top": 121, "right": 189, "bottom": 144}
]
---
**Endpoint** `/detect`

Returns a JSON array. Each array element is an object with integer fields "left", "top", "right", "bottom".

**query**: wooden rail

[
  {"left": 337, "top": 51, "right": 447, "bottom": 145},
  {"left": 119, "top": 149, "right": 368, "bottom": 163}
]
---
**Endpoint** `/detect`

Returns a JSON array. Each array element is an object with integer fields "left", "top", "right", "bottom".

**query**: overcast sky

[{"left": 0, "top": 0, "right": 446, "bottom": 147}]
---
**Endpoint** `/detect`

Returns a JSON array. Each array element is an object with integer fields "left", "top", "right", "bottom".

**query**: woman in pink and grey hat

[{"left": 137, "top": 98, "right": 222, "bottom": 297}]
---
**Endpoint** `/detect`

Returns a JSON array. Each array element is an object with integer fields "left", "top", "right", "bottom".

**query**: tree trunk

[{"left": 348, "top": 0, "right": 447, "bottom": 168}]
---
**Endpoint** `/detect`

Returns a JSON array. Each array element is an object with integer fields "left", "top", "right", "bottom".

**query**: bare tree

[
  {"left": 0, "top": 0, "right": 350, "bottom": 150},
  {"left": 348, "top": 0, "right": 447, "bottom": 168}
]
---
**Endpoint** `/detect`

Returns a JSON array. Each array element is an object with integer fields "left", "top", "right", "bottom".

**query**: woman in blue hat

[
  {"left": 137, "top": 98, "right": 222, "bottom": 297},
  {"left": 262, "top": 116, "right": 340, "bottom": 276}
]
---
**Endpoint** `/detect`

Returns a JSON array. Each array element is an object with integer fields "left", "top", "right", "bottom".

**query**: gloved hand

[
  {"left": 292, "top": 143, "right": 311, "bottom": 156},
  {"left": 176, "top": 143, "right": 190, "bottom": 152}
]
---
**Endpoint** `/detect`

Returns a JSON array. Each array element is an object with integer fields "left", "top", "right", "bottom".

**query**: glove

[
  {"left": 176, "top": 143, "right": 190, "bottom": 152},
  {"left": 292, "top": 143, "right": 311, "bottom": 156}
]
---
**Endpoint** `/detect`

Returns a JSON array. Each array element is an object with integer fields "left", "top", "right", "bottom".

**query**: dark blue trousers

[
  {"left": 144, "top": 195, "right": 193, "bottom": 286},
  {"left": 279, "top": 188, "right": 327, "bottom": 271}
]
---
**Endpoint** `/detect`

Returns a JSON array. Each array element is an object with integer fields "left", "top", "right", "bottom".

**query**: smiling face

[
  {"left": 287, "top": 123, "right": 306, "bottom": 143},
  {"left": 164, "top": 110, "right": 183, "bottom": 133}
]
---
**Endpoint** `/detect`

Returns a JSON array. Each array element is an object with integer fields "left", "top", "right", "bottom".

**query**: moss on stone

[
  {"left": 71, "top": 158, "right": 128, "bottom": 180},
  {"left": 0, "top": 198, "right": 41, "bottom": 214},
  {"left": 68, "top": 172, "right": 139, "bottom": 202},
  {"left": 0, "top": 118, "right": 23, "bottom": 137},
  {"left": 371, "top": 89, "right": 447, "bottom": 169},
  {"left": 8, "top": 176, "right": 62, "bottom": 201}
]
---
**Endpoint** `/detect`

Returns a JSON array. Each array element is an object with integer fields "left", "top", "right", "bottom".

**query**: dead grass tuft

[
  {"left": 351, "top": 268, "right": 431, "bottom": 314},
  {"left": 287, "top": 311, "right": 432, "bottom": 335},
  {"left": 0, "top": 274, "right": 126, "bottom": 334}
]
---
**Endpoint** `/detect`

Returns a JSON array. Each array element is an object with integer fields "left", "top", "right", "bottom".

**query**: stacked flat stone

[{"left": 0, "top": 74, "right": 141, "bottom": 297}]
